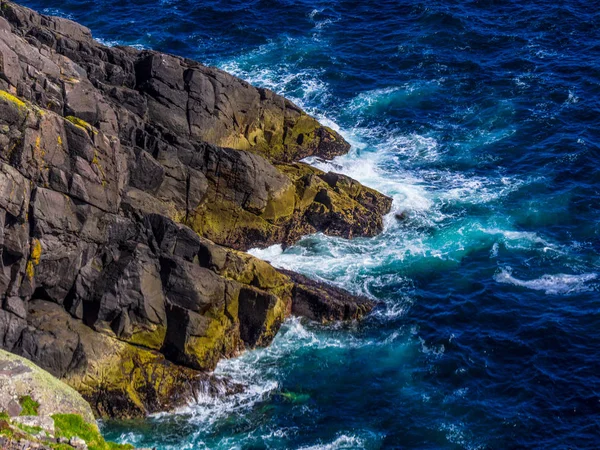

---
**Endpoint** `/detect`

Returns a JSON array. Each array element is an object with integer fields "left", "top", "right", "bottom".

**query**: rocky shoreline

[{"left": 0, "top": 0, "right": 391, "bottom": 422}]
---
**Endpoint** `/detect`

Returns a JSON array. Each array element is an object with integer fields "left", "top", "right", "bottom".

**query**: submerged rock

[{"left": 0, "top": 1, "right": 389, "bottom": 418}]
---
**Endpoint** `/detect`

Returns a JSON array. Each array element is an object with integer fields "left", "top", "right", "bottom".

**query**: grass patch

[
  {"left": 14, "top": 422, "right": 42, "bottom": 435},
  {"left": 50, "top": 445, "right": 75, "bottom": 450},
  {"left": 0, "top": 419, "right": 16, "bottom": 440},
  {"left": 0, "top": 426, "right": 14, "bottom": 439},
  {"left": 19, "top": 396, "right": 40, "bottom": 416},
  {"left": 0, "top": 412, "right": 9, "bottom": 420},
  {"left": 52, "top": 414, "right": 133, "bottom": 450}
]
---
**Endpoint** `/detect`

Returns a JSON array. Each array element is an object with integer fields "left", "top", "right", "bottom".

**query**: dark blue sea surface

[{"left": 20, "top": 0, "right": 600, "bottom": 448}]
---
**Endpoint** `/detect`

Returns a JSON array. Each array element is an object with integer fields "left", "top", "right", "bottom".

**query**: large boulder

[
  {"left": 0, "top": 348, "right": 135, "bottom": 449},
  {"left": 0, "top": 348, "right": 94, "bottom": 423}
]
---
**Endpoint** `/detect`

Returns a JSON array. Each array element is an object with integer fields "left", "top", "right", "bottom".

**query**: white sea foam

[
  {"left": 297, "top": 434, "right": 366, "bottom": 450},
  {"left": 481, "top": 227, "right": 554, "bottom": 251},
  {"left": 164, "top": 317, "right": 379, "bottom": 431},
  {"left": 248, "top": 244, "right": 284, "bottom": 261},
  {"left": 94, "top": 37, "right": 146, "bottom": 50},
  {"left": 439, "top": 422, "right": 485, "bottom": 450},
  {"left": 347, "top": 83, "right": 440, "bottom": 118},
  {"left": 308, "top": 9, "right": 321, "bottom": 20},
  {"left": 494, "top": 267, "right": 597, "bottom": 295},
  {"left": 418, "top": 336, "right": 445, "bottom": 357},
  {"left": 41, "top": 8, "right": 75, "bottom": 19},
  {"left": 95, "top": 38, "right": 120, "bottom": 47},
  {"left": 565, "top": 90, "right": 579, "bottom": 105}
]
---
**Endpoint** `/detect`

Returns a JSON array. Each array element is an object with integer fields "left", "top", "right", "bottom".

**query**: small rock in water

[
  {"left": 279, "top": 391, "right": 311, "bottom": 404},
  {"left": 395, "top": 210, "right": 410, "bottom": 221}
]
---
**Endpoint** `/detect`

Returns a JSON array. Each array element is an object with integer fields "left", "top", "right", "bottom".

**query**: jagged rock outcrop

[{"left": 0, "top": 1, "right": 391, "bottom": 418}]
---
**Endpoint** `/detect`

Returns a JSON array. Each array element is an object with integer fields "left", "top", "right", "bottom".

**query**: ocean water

[{"left": 19, "top": 1, "right": 600, "bottom": 448}]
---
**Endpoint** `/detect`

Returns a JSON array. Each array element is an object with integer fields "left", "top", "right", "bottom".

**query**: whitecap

[
  {"left": 347, "top": 84, "right": 439, "bottom": 117},
  {"left": 565, "top": 90, "right": 579, "bottom": 105},
  {"left": 41, "top": 8, "right": 74, "bottom": 19},
  {"left": 297, "top": 434, "right": 365, "bottom": 450},
  {"left": 494, "top": 267, "right": 597, "bottom": 295},
  {"left": 418, "top": 337, "right": 445, "bottom": 357},
  {"left": 94, "top": 37, "right": 146, "bottom": 50},
  {"left": 94, "top": 38, "right": 121, "bottom": 47},
  {"left": 439, "top": 422, "right": 485, "bottom": 450},
  {"left": 308, "top": 9, "right": 321, "bottom": 20}
]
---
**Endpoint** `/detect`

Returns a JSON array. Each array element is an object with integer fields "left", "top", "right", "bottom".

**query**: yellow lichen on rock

[
  {"left": 125, "top": 324, "right": 166, "bottom": 351},
  {"left": 65, "top": 115, "right": 94, "bottom": 133},
  {"left": 0, "top": 90, "right": 26, "bottom": 110},
  {"left": 25, "top": 239, "right": 42, "bottom": 279},
  {"left": 184, "top": 307, "right": 239, "bottom": 371}
]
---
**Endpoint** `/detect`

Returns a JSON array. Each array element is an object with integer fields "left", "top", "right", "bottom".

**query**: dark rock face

[
  {"left": 279, "top": 269, "right": 378, "bottom": 322},
  {"left": 0, "top": 1, "right": 386, "bottom": 418}
]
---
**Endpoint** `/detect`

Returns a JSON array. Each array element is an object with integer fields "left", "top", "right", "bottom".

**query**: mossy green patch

[
  {"left": 259, "top": 297, "right": 287, "bottom": 345},
  {"left": 51, "top": 444, "right": 75, "bottom": 450},
  {"left": 14, "top": 422, "right": 42, "bottom": 435},
  {"left": 261, "top": 182, "right": 296, "bottom": 221},
  {"left": 52, "top": 414, "right": 133, "bottom": 450},
  {"left": 0, "top": 425, "right": 15, "bottom": 439},
  {"left": 187, "top": 198, "right": 277, "bottom": 250},
  {"left": 18, "top": 395, "right": 40, "bottom": 416},
  {"left": 185, "top": 307, "right": 239, "bottom": 371},
  {"left": 126, "top": 325, "right": 166, "bottom": 350},
  {"left": 0, "top": 349, "right": 96, "bottom": 424}
]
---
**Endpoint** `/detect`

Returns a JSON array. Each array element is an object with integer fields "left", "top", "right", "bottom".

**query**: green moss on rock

[
  {"left": 52, "top": 414, "right": 133, "bottom": 450},
  {"left": 125, "top": 324, "right": 166, "bottom": 351},
  {"left": 18, "top": 396, "right": 39, "bottom": 416},
  {"left": 13, "top": 421, "right": 42, "bottom": 435},
  {"left": 187, "top": 198, "right": 279, "bottom": 250}
]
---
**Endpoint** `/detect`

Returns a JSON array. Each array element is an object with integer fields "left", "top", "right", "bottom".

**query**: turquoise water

[{"left": 20, "top": 1, "right": 600, "bottom": 448}]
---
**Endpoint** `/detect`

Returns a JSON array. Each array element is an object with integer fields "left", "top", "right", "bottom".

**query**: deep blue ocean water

[{"left": 19, "top": 1, "right": 600, "bottom": 448}]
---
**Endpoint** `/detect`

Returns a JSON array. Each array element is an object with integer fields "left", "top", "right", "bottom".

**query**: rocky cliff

[{"left": 0, "top": 0, "right": 392, "bottom": 418}]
